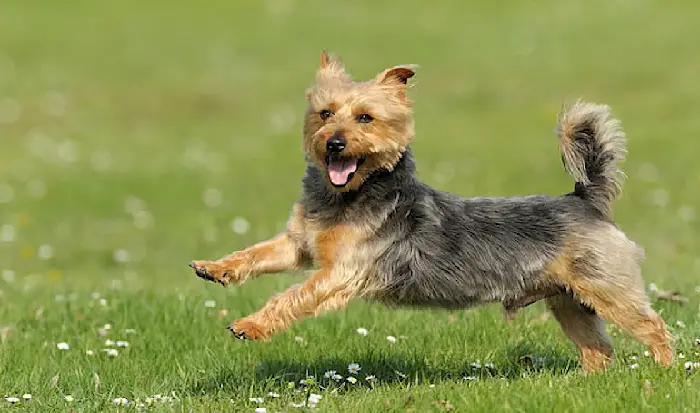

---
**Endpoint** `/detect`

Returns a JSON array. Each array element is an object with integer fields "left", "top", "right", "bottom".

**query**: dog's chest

[
  {"left": 295, "top": 196, "right": 399, "bottom": 270},
  {"left": 299, "top": 221, "right": 368, "bottom": 267}
]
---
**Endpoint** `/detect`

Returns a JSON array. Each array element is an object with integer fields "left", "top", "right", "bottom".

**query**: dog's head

[{"left": 303, "top": 51, "right": 417, "bottom": 192}]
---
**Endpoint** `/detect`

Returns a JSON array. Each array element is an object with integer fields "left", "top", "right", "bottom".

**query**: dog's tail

[{"left": 556, "top": 100, "right": 627, "bottom": 217}]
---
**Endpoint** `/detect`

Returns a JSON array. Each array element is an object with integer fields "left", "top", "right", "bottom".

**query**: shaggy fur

[{"left": 190, "top": 52, "right": 673, "bottom": 373}]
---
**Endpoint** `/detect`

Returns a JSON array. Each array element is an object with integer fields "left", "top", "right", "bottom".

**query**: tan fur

[
  {"left": 190, "top": 204, "right": 310, "bottom": 285},
  {"left": 544, "top": 228, "right": 673, "bottom": 371},
  {"left": 303, "top": 54, "right": 416, "bottom": 191},
  {"left": 546, "top": 294, "right": 614, "bottom": 373},
  {"left": 232, "top": 223, "right": 370, "bottom": 340},
  {"left": 557, "top": 101, "right": 627, "bottom": 217}
]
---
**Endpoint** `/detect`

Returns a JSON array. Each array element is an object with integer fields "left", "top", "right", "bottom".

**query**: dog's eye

[
  {"left": 319, "top": 109, "right": 332, "bottom": 121},
  {"left": 356, "top": 114, "right": 373, "bottom": 124}
]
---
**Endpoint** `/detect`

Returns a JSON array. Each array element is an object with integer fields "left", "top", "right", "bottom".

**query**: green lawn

[{"left": 1, "top": 0, "right": 699, "bottom": 411}]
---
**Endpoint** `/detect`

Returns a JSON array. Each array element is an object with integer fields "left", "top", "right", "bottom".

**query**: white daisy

[
  {"left": 5, "top": 397, "right": 20, "bottom": 403},
  {"left": 249, "top": 397, "right": 264, "bottom": 404},
  {"left": 685, "top": 361, "right": 700, "bottom": 372},
  {"left": 116, "top": 340, "right": 129, "bottom": 348},
  {"left": 255, "top": 408, "right": 267, "bottom": 413},
  {"left": 267, "top": 392, "right": 280, "bottom": 398},
  {"left": 294, "top": 336, "right": 304, "bottom": 344},
  {"left": 204, "top": 300, "right": 216, "bottom": 308},
  {"left": 2, "top": 270, "right": 15, "bottom": 282},
  {"left": 323, "top": 370, "right": 337, "bottom": 379},
  {"left": 356, "top": 327, "right": 368, "bottom": 336},
  {"left": 113, "top": 397, "right": 129, "bottom": 405},
  {"left": 308, "top": 393, "right": 322, "bottom": 408},
  {"left": 231, "top": 217, "right": 249, "bottom": 234},
  {"left": 103, "top": 348, "right": 119, "bottom": 357},
  {"left": 386, "top": 335, "right": 397, "bottom": 343},
  {"left": 629, "top": 363, "right": 639, "bottom": 369},
  {"left": 348, "top": 363, "right": 361, "bottom": 374},
  {"left": 299, "top": 376, "right": 315, "bottom": 386},
  {"left": 105, "top": 339, "right": 115, "bottom": 346},
  {"left": 56, "top": 342, "right": 70, "bottom": 351},
  {"left": 64, "top": 395, "right": 74, "bottom": 402},
  {"left": 346, "top": 376, "right": 357, "bottom": 384},
  {"left": 676, "top": 320, "right": 686, "bottom": 329},
  {"left": 86, "top": 350, "right": 95, "bottom": 356},
  {"left": 22, "top": 394, "right": 32, "bottom": 401}
]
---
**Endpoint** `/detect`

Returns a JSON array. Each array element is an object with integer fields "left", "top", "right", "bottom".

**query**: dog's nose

[{"left": 326, "top": 136, "right": 346, "bottom": 153}]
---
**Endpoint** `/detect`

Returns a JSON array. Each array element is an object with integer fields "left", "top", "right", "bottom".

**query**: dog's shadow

[{"left": 189, "top": 343, "right": 578, "bottom": 395}]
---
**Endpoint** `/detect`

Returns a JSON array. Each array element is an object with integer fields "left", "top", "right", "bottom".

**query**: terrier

[{"left": 190, "top": 52, "right": 673, "bottom": 373}]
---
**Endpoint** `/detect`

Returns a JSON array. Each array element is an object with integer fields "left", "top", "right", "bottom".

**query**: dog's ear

[
  {"left": 375, "top": 65, "right": 418, "bottom": 86},
  {"left": 318, "top": 50, "right": 345, "bottom": 74},
  {"left": 308, "top": 51, "right": 350, "bottom": 101}
]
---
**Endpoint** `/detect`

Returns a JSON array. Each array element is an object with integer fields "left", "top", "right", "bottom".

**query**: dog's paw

[
  {"left": 189, "top": 260, "right": 232, "bottom": 286},
  {"left": 229, "top": 318, "right": 271, "bottom": 341}
]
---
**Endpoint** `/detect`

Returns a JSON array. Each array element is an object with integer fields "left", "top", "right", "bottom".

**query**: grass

[{"left": 1, "top": 0, "right": 700, "bottom": 411}]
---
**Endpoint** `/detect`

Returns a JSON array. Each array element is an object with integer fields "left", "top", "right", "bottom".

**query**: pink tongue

[{"left": 328, "top": 158, "right": 358, "bottom": 186}]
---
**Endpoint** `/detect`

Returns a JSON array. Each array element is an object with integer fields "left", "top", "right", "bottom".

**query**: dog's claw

[
  {"left": 191, "top": 263, "right": 211, "bottom": 280},
  {"left": 227, "top": 325, "right": 247, "bottom": 340},
  {"left": 190, "top": 261, "right": 232, "bottom": 286}
]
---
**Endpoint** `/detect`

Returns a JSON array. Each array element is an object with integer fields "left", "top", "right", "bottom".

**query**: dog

[{"left": 190, "top": 52, "right": 673, "bottom": 373}]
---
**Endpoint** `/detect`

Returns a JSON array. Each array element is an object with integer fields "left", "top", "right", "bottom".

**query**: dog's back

[{"left": 363, "top": 173, "right": 609, "bottom": 309}]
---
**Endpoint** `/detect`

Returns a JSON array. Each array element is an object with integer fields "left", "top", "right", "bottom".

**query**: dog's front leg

[
  {"left": 190, "top": 204, "right": 311, "bottom": 286},
  {"left": 190, "top": 233, "right": 309, "bottom": 286},
  {"left": 229, "top": 267, "right": 356, "bottom": 340}
]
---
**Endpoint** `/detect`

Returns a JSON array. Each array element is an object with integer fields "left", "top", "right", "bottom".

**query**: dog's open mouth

[{"left": 326, "top": 156, "right": 365, "bottom": 187}]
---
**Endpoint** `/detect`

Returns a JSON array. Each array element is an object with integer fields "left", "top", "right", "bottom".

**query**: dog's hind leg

[
  {"left": 546, "top": 293, "right": 614, "bottom": 372},
  {"left": 565, "top": 277, "right": 673, "bottom": 368},
  {"left": 551, "top": 232, "right": 673, "bottom": 370}
]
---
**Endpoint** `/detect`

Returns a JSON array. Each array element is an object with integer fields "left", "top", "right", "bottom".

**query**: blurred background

[{"left": 1, "top": 0, "right": 698, "bottom": 293}]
